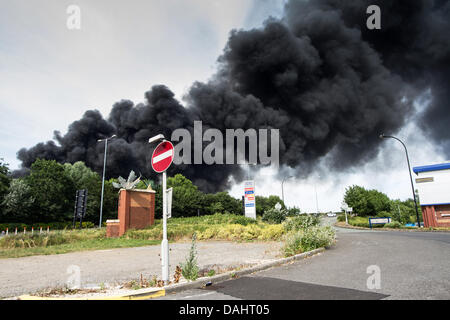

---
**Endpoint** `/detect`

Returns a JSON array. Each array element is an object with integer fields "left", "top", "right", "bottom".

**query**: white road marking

[
  {"left": 180, "top": 291, "right": 216, "bottom": 299},
  {"left": 152, "top": 149, "right": 173, "bottom": 163}
]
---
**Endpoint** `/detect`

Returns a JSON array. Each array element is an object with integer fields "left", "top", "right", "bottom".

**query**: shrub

[
  {"left": 262, "top": 208, "right": 287, "bottom": 224},
  {"left": 124, "top": 214, "right": 285, "bottom": 242},
  {"left": 286, "top": 207, "right": 301, "bottom": 216},
  {"left": 282, "top": 226, "right": 336, "bottom": 257},
  {"left": 283, "top": 215, "right": 320, "bottom": 232},
  {"left": 385, "top": 221, "right": 402, "bottom": 229},
  {"left": 180, "top": 233, "right": 199, "bottom": 281},
  {"left": 376, "top": 211, "right": 392, "bottom": 218}
]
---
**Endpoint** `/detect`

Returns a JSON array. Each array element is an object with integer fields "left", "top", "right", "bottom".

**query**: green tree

[
  {"left": 64, "top": 161, "right": 102, "bottom": 222},
  {"left": 167, "top": 174, "right": 203, "bottom": 217},
  {"left": 0, "top": 159, "right": 11, "bottom": 217},
  {"left": 64, "top": 162, "right": 119, "bottom": 224},
  {"left": 256, "top": 195, "right": 286, "bottom": 216},
  {"left": 200, "top": 191, "right": 242, "bottom": 215},
  {"left": 102, "top": 179, "right": 119, "bottom": 223},
  {"left": 2, "top": 179, "right": 35, "bottom": 222},
  {"left": 26, "top": 159, "right": 76, "bottom": 222},
  {"left": 390, "top": 199, "right": 414, "bottom": 224},
  {"left": 344, "top": 185, "right": 391, "bottom": 216}
]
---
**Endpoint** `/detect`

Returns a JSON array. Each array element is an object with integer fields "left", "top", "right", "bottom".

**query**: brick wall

[{"left": 421, "top": 205, "right": 450, "bottom": 228}]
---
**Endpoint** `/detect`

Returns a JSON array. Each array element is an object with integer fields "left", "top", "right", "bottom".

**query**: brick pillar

[
  {"left": 118, "top": 189, "right": 130, "bottom": 236},
  {"left": 116, "top": 189, "right": 156, "bottom": 237}
]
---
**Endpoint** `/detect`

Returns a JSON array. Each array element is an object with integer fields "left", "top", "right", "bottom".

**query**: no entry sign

[{"left": 151, "top": 141, "right": 174, "bottom": 173}]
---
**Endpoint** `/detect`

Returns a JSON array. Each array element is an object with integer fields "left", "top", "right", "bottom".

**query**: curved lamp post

[
  {"left": 97, "top": 134, "right": 116, "bottom": 228},
  {"left": 281, "top": 176, "right": 293, "bottom": 205},
  {"left": 379, "top": 134, "right": 421, "bottom": 227}
]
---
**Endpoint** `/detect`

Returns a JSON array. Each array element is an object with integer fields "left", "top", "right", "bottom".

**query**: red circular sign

[{"left": 151, "top": 141, "right": 174, "bottom": 173}]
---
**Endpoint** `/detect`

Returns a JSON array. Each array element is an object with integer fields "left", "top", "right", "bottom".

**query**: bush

[
  {"left": 283, "top": 215, "right": 320, "bottom": 232},
  {"left": 124, "top": 214, "right": 267, "bottom": 241},
  {"left": 282, "top": 226, "right": 335, "bottom": 257},
  {"left": 385, "top": 221, "right": 402, "bottom": 229},
  {"left": 376, "top": 211, "right": 391, "bottom": 218},
  {"left": 262, "top": 208, "right": 287, "bottom": 224},
  {"left": 286, "top": 207, "right": 301, "bottom": 216}
]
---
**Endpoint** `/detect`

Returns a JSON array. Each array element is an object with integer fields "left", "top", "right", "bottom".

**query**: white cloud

[{"left": 0, "top": 0, "right": 256, "bottom": 169}]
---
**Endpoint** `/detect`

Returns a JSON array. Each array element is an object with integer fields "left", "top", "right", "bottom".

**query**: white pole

[
  {"left": 161, "top": 170, "right": 169, "bottom": 285},
  {"left": 345, "top": 210, "right": 348, "bottom": 224}
]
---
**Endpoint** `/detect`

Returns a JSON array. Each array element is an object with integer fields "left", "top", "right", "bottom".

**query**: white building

[{"left": 413, "top": 162, "right": 450, "bottom": 228}]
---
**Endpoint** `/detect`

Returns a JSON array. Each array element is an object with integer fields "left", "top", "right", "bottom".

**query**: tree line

[
  {"left": 0, "top": 158, "right": 290, "bottom": 224},
  {"left": 343, "top": 185, "right": 422, "bottom": 224}
]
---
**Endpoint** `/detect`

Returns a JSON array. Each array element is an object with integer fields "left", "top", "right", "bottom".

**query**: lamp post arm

[{"left": 382, "top": 135, "right": 421, "bottom": 227}]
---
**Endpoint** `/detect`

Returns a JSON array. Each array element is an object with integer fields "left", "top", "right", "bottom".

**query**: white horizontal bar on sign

[{"left": 153, "top": 149, "right": 173, "bottom": 164}]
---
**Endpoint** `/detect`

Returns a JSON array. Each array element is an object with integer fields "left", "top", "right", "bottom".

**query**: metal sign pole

[{"left": 161, "top": 170, "right": 169, "bottom": 285}]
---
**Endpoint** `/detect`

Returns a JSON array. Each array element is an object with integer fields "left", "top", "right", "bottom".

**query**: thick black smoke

[{"left": 15, "top": 0, "right": 450, "bottom": 191}]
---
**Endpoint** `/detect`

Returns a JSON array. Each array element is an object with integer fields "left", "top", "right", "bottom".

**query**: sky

[{"left": 0, "top": 0, "right": 446, "bottom": 213}]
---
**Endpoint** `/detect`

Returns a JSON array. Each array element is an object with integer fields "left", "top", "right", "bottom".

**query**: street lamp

[
  {"left": 97, "top": 134, "right": 116, "bottom": 228},
  {"left": 314, "top": 175, "right": 321, "bottom": 214},
  {"left": 246, "top": 162, "right": 257, "bottom": 180},
  {"left": 379, "top": 134, "right": 421, "bottom": 227},
  {"left": 281, "top": 176, "right": 293, "bottom": 205}
]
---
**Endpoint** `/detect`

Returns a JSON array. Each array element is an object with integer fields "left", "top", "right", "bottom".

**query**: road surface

[{"left": 160, "top": 221, "right": 450, "bottom": 300}]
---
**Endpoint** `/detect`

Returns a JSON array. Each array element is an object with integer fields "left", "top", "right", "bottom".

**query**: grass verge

[{"left": 0, "top": 228, "right": 159, "bottom": 259}]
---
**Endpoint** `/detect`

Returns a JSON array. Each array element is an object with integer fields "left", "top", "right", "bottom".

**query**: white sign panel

[
  {"left": 244, "top": 180, "right": 256, "bottom": 219},
  {"left": 166, "top": 188, "right": 173, "bottom": 218},
  {"left": 415, "top": 169, "right": 450, "bottom": 206},
  {"left": 369, "top": 217, "right": 391, "bottom": 224}
]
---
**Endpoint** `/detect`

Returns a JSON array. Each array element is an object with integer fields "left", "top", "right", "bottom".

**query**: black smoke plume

[{"left": 15, "top": 0, "right": 450, "bottom": 191}]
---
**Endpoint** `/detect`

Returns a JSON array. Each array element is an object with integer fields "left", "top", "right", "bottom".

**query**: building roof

[{"left": 413, "top": 162, "right": 450, "bottom": 174}]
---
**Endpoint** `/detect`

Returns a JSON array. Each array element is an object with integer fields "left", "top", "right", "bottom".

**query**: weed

[{"left": 180, "top": 233, "right": 199, "bottom": 281}]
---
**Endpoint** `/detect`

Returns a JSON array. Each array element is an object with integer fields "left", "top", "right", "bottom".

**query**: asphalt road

[{"left": 160, "top": 223, "right": 450, "bottom": 300}]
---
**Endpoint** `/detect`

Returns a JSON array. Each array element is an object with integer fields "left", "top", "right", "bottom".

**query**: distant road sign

[
  {"left": 244, "top": 180, "right": 256, "bottom": 219},
  {"left": 369, "top": 217, "right": 392, "bottom": 228},
  {"left": 166, "top": 187, "right": 173, "bottom": 219},
  {"left": 151, "top": 141, "right": 174, "bottom": 173}
]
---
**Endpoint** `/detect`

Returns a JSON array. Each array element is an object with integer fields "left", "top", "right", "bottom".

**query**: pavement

[
  {"left": 159, "top": 219, "right": 450, "bottom": 300},
  {"left": 0, "top": 241, "right": 282, "bottom": 299}
]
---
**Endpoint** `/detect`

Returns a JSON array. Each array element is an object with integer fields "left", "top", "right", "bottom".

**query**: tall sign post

[
  {"left": 342, "top": 202, "right": 349, "bottom": 225},
  {"left": 73, "top": 189, "right": 88, "bottom": 229},
  {"left": 244, "top": 180, "right": 256, "bottom": 219},
  {"left": 150, "top": 138, "right": 174, "bottom": 285}
]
